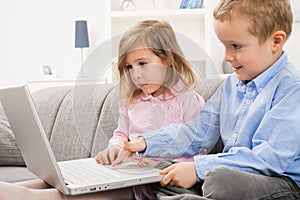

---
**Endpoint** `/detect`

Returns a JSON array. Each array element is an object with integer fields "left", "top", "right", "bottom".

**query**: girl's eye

[
  {"left": 126, "top": 65, "right": 132, "bottom": 69},
  {"left": 232, "top": 43, "right": 241, "bottom": 49},
  {"left": 138, "top": 62, "right": 147, "bottom": 66}
]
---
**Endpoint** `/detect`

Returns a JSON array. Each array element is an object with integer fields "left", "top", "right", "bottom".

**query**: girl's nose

[{"left": 131, "top": 66, "right": 143, "bottom": 78}]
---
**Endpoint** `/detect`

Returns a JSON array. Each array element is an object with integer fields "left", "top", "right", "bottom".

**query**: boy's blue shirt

[{"left": 142, "top": 52, "right": 300, "bottom": 187}]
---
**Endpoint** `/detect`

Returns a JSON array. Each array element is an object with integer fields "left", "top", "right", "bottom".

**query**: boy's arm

[
  {"left": 124, "top": 85, "right": 224, "bottom": 158},
  {"left": 141, "top": 84, "right": 224, "bottom": 158},
  {"left": 123, "top": 115, "right": 205, "bottom": 156}
]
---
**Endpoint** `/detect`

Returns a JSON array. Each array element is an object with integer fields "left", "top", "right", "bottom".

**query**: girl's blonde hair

[
  {"left": 213, "top": 0, "right": 293, "bottom": 43},
  {"left": 118, "top": 20, "right": 195, "bottom": 103}
]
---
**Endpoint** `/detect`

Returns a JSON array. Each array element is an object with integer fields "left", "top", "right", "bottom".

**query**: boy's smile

[{"left": 214, "top": 17, "right": 282, "bottom": 81}]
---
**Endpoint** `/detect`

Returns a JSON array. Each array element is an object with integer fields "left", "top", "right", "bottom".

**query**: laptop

[{"left": 0, "top": 84, "right": 163, "bottom": 195}]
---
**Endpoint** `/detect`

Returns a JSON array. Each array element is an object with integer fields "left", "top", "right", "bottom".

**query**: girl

[
  {"left": 95, "top": 20, "right": 204, "bottom": 165},
  {"left": 95, "top": 20, "right": 205, "bottom": 199},
  {"left": 0, "top": 19, "right": 205, "bottom": 200}
]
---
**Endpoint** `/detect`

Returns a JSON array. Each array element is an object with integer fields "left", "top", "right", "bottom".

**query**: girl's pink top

[{"left": 109, "top": 80, "right": 205, "bottom": 161}]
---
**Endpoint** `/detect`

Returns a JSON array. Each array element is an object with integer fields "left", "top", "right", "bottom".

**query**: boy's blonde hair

[
  {"left": 118, "top": 20, "right": 195, "bottom": 103},
  {"left": 213, "top": 0, "right": 293, "bottom": 43}
]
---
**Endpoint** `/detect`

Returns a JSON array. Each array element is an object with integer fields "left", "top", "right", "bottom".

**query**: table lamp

[{"left": 75, "top": 20, "right": 90, "bottom": 77}]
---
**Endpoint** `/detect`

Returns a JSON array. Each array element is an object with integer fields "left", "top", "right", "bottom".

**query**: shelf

[
  {"left": 109, "top": 0, "right": 225, "bottom": 78},
  {"left": 111, "top": 8, "right": 206, "bottom": 21}
]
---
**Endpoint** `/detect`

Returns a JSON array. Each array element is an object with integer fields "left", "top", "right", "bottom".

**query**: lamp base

[{"left": 80, "top": 48, "right": 85, "bottom": 78}]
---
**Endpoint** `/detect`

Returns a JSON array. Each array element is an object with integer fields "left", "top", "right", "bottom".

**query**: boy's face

[{"left": 214, "top": 17, "right": 278, "bottom": 81}]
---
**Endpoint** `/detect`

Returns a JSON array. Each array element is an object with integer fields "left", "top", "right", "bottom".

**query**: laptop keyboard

[{"left": 59, "top": 159, "right": 120, "bottom": 184}]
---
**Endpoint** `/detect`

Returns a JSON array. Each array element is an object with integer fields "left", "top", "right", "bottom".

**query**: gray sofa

[{"left": 0, "top": 78, "right": 223, "bottom": 183}]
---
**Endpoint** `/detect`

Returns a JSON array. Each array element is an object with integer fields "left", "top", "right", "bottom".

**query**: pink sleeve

[
  {"left": 109, "top": 105, "right": 130, "bottom": 147},
  {"left": 180, "top": 90, "right": 205, "bottom": 122}
]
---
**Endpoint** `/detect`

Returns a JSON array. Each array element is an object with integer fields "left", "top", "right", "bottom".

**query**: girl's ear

[
  {"left": 164, "top": 50, "right": 173, "bottom": 66},
  {"left": 271, "top": 30, "right": 287, "bottom": 52}
]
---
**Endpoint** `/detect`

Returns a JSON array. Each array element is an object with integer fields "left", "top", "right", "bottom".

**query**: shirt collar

[
  {"left": 236, "top": 52, "right": 288, "bottom": 93},
  {"left": 140, "top": 79, "right": 187, "bottom": 101}
]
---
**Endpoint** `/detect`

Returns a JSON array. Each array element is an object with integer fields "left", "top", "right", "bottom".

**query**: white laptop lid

[
  {"left": 0, "top": 84, "right": 163, "bottom": 195},
  {"left": 0, "top": 84, "right": 69, "bottom": 193}
]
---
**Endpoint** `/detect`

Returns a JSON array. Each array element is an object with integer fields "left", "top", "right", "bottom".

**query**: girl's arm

[
  {"left": 95, "top": 104, "right": 132, "bottom": 165},
  {"left": 109, "top": 105, "right": 130, "bottom": 146}
]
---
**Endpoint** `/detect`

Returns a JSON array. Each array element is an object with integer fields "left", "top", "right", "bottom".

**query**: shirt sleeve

[
  {"left": 141, "top": 85, "right": 223, "bottom": 158},
  {"left": 109, "top": 104, "right": 130, "bottom": 147}
]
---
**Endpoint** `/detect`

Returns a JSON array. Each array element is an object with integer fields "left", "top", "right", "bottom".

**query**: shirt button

[
  {"left": 245, "top": 99, "right": 251, "bottom": 105},
  {"left": 232, "top": 133, "right": 238, "bottom": 138}
]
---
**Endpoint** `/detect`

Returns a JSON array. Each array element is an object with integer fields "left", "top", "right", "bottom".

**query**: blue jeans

[{"left": 154, "top": 161, "right": 300, "bottom": 200}]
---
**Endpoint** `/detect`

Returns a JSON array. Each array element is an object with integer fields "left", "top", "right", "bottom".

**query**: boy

[{"left": 124, "top": 0, "right": 300, "bottom": 199}]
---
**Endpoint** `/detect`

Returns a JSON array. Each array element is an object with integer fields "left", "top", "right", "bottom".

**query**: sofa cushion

[
  {"left": 0, "top": 103, "right": 24, "bottom": 166},
  {"left": 47, "top": 84, "right": 116, "bottom": 161},
  {"left": 0, "top": 166, "right": 37, "bottom": 183},
  {"left": 91, "top": 85, "right": 120, "bottom": 156},
  {"left": 194, "top": 78, "right": 223, "bottom": 102}
]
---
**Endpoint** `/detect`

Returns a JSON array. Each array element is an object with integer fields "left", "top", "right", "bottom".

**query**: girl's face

[
  {"left": 214, "top": 17, "right": 278, "bottom": 81},
  {"left": 125, "top": 48, "right": 167, "bottom": 96}
]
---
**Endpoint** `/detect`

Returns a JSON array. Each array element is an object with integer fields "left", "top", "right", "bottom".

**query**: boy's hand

[
  {"left": 160, "top": 162, "right": 198, "bottom": 189},
  {"left": 123, "top": 137, "right": 146, "bottom": 152},
  {"left": 95, "top": 144, "right": 135, "bottom": 166}
]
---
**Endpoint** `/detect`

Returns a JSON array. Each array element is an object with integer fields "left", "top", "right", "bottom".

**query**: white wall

[
  {"left": 0, "top": 0, "right": 109, "bottom": 86},
  {"left": 285, "top": 0, "right": 300, "bottom": 69},
  {"left": 0, "top": 0, "right": 299, "bottom": 87}
]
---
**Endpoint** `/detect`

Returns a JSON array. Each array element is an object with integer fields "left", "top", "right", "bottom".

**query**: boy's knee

[{"left": 202, "top": 167, "right": 244, "bottom": 200}]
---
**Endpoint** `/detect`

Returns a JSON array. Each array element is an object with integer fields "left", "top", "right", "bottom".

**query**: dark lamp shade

[{"left": 75, "top": 20, "right": 90, "bottom": 48}]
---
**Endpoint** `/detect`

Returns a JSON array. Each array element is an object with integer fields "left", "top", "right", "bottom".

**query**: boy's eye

[{"left": 232, "top": 43, "right": 241, "bottom": 49}]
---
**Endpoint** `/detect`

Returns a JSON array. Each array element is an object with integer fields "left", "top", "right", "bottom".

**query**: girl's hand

[
  {"left": 138, "top": 157, "right": 159, "bottom": 167},
  {"left": 95, "top": 145, "right": 135, "bottom": 166},
  {"left": 111, "top": 148, "right": 136, "bottom": 167},
  {"left": 123, "top": 137, "right": 146, "bottom": 152},
  {"left": 160, "top": 162, "right": 198, "bottom": 189}
]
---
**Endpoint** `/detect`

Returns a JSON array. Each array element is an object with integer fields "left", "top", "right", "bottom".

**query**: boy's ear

[{"left": 271, "top": 31, "right": 287, "bottom": 52}]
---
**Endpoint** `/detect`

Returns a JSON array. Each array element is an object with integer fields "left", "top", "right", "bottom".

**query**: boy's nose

[{"left": 224, "top": 49, "right": 234, "bottom": 63}]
